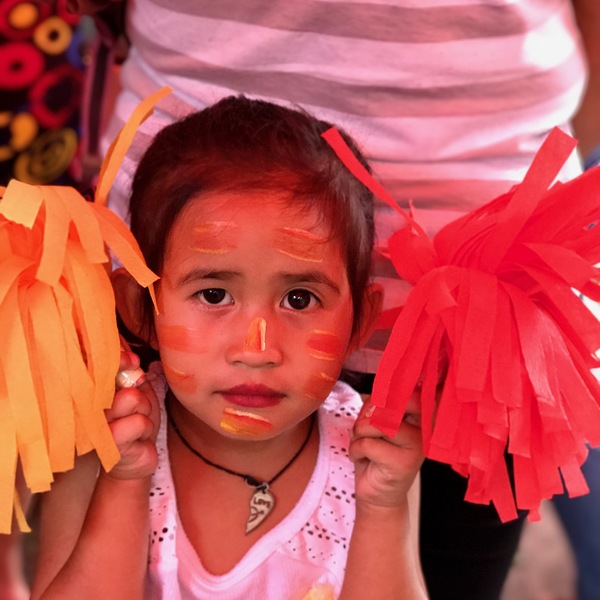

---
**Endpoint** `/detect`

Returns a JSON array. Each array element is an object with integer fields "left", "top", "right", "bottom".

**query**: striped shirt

[{"left": 104, "top": 0, "right": 587, "bottom": 372}]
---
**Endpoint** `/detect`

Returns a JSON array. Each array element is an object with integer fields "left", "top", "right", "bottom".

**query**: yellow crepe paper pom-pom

[{"left": 0, "top": 87, "right": 170, "bottom": 533}]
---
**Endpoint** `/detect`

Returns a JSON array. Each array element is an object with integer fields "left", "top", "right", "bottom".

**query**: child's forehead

[
  {"left": 165, "top": 190, "right": 347, "bottom": 269},
  {"left": 179, "top": 190, "right": 329, "bottom": 233}
]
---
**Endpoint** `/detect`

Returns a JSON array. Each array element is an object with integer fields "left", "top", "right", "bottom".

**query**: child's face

[{"left": 154, "top": 191, "right": 355, "bottom": 439}]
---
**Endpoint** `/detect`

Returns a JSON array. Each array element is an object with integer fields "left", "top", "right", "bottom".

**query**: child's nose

[{"left": 225, "top": 316, "right": 282, "bottom": 367}]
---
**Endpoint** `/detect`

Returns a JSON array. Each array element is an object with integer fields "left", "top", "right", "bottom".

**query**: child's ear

[
  {"left": 111, "top": 268, "right": 158, "bottom": 349},
  {"left": 349, "top": 283, "right": 384, "bottom": 353}
]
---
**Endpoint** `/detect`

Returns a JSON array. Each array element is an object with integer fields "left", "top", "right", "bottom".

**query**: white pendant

[{"left": 245, "top": 484, "right": 275, "bottom": 534}]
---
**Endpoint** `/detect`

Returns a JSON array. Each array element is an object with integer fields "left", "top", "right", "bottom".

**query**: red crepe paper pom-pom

[{"left": 323, "top": 126, "right": 600, "bottom": 522}]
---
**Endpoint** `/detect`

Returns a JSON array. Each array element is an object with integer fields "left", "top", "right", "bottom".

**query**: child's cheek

[
  {"left": 307, "top": 329, "right": 345, "bottom": 361},
  {"left": 162, "top": 361, "right": 198, "bottom": 395},
  {"left": 304, "top": 371, "right": 338, "bottom": 402},
  {"left": 155, "top": 319, "right": 207, "bottom": 396},
  {"left": 156, "top": 323, "right": 209, "bottom": 354},
  {"left": 302, "top": 330, "right": 345, "bottom": 401}
]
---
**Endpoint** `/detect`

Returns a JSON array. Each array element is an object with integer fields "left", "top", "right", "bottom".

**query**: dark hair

[{"left": 129, "top": 95, "right": 375, "bottom": 339}]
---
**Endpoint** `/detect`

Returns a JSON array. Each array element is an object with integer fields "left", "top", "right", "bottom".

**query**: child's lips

[{"left": 219, "top": 384, "right": 285, "bottom": 408}]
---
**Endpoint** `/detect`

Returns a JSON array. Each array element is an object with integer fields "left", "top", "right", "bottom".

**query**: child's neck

[
  {"left": 166, "top": 391, "right": 317, "bottom": 482},
  {"left": 166, "top": 392, "right": 321, "bottom": 574}
]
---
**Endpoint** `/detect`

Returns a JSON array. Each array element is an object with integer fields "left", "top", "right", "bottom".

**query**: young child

[{"left": 31, "top": 97, "right": 426, "bottom": 599}]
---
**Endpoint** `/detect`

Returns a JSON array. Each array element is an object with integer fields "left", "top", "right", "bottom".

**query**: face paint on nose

[
  {"left": 190, "top": 221, "right": 238, "bottom": 254},
  {"left": 272, "top": 228, "right": 326, "bottom": 263},
  {"left": 244, "top": 317, "right": 267, "bottom": 352},
  {"left": 220, "top": 408, "right": 273, "bottom": 437},
  {"left": 307, "top": 330, "right": 344, "bottom": 361},
  {"left": 304, "top": 371, "right": 337, "bottom": 401},
  {"left": 162, "top": 362, "right": 197, "bottom": 394},
  {"left": 156, "top": 324, "right": 207, "bottom": 354}
]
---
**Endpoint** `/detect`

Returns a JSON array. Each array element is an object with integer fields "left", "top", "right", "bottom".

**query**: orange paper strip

[
  {"left": 95, "top": 86, "right": 173, "bottom": 207},
  {"left": 0, "top": 89, "right": 169, "bottom": 532}
]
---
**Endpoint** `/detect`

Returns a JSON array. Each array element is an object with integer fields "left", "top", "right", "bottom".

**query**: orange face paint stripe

[
  {"left": 189, "top": 221, "right": 238, "bottom": 254},
  {"left": 157, "top": 325, "right": 207, "bottom": 354},
  {"left": 304, "top": 371, "right": 337, "bottom": 401},
  {"left": 220, "top": 408, "right": 273, "bottom": 437},
  {"left": 307, "top": 330, "right": 344, "bottom": 361},
  {"left": 244, "top": 317, "right": 266, "bottom": 352},
  {"left": 272, "top": 227, "right": 325, "bottom": 263},
  {"left": 162, "top": 362, "right": 197, "bottom": 395}
]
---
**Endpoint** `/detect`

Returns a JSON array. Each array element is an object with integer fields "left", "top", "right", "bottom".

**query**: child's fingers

[
  {"left": 105, "top": 413, "right": 158, "bottom": 481},
  {"left": 351, "top": 399, "right": 423, "bottom": 460},
  {"left": 350, "top": 396, "right": 424, "bottom": 483},
  {"left": 106, "top": 387, "right": 153, "bottom": 423},
  {"left": 108, "top": 373, "right": 161, "bottom": 446},
  {"left": 349, "top": 425, "right": 424, "bottom": 509},
  {"left": 105, "top": 358, "right": 161, "bottom": 479},
  {"left": 117, "top": 334, "right": 142, "bottom": 375},
  {"left": 353, "top": 395, "right": 422, "bottom": 444},
  {"left": 349, "top": 424, "right": 423, "bottom": 464},
  {"left": 109, "top": 413, "right": 155, "bottom": 447},
  {"left": 115, "top": 366, "right": 146, "bottom": 389}
]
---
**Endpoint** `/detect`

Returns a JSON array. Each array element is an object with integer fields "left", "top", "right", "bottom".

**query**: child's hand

[
  {"left": 349, "top": 396, "right": 424, "bottom": 510},
  {"left": 104, "top": 347, "right": 161, "bottom": 481}
]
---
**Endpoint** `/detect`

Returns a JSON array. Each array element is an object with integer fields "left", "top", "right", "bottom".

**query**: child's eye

[
  {"left": 282, "top": 289, "right": 319, "bottom": 311},
  {"left": 196, "top": 288, "right": 232, "bottom": 305}
]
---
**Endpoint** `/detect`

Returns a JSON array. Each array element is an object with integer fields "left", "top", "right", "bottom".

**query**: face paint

[
  {"left": 220, "top": 407, "right": 274, "bottom": 437},
  {"left": 162, "top": 362, "right": 197, "bottom": 394},
  {"left": 156, "top": 324, "right": 207, "bottom": 354},
  {"left": 272, "top": 227, "right": 326, "bottom": 263},
  {"left": 304, "top": 370, "right": 337, "bottom": 401},
  {"left": 307, "top": 330, "right": 345, "bottom": 362},
  {"left": 189, "top": 221, "right": 238, "bottom": 254},
  {"left": 244, "top": 317, "right": 267, "bottom": 352}
]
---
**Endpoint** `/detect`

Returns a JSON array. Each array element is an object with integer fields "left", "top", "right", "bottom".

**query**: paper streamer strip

[
  {"left": 0, "top": 88, "right": 169, "bottom": 533},
  {"left": 323, "top": 126, "right": 600, "bottom": 522}
]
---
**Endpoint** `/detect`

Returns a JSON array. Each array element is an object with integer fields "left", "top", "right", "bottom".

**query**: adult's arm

[{"left": 571, "top": 0, "right": 600, "bottom": 158}]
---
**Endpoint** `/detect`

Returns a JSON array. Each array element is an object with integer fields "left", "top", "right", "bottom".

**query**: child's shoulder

[{"left": 322, "top": 380, "right": 363, "bottom": 413}]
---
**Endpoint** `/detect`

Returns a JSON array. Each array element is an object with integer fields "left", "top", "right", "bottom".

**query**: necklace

[{"left": 166, "top": 398, "right": 315, "bottom": 535}]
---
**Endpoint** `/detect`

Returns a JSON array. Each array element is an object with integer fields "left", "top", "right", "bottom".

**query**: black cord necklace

[{"left": 166, "top": 397, "right": 315, "bottom": 535}]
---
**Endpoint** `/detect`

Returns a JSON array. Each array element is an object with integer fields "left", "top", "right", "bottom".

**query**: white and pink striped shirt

[{"left": 105, "top": 0, "right": 587, "bottom": 371}]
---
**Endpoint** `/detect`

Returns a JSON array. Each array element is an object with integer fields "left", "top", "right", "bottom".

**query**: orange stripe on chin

[
  {"left": 307, "top": 330, "right": 344, "bottom": 361},
  {"left": 190, "top": 221, "right": 238, "bottom": 254},
  {"left": 219, "top": 408, "right": 273, "bottom": 437},
  {"left": 157, "top": 325, "right": 207, "bottom": 353},
  {"left": 272, "top": 228, "right": 325, "bottom": 263}
]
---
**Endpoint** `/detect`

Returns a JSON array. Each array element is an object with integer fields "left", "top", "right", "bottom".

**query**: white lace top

[{"left": 145, "top": 364, "right": 362, "bottom": 600}]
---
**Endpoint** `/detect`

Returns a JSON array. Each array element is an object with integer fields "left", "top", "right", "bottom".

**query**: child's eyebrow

[
  {"left": 175, "top": 269, "right": 239, "bottom": 288},
  {"left": 174, "top": 269, "right": 342, "bottom": 295},
  {"left": 279, "top": 271, "right": 342, "bottom": 295}
]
